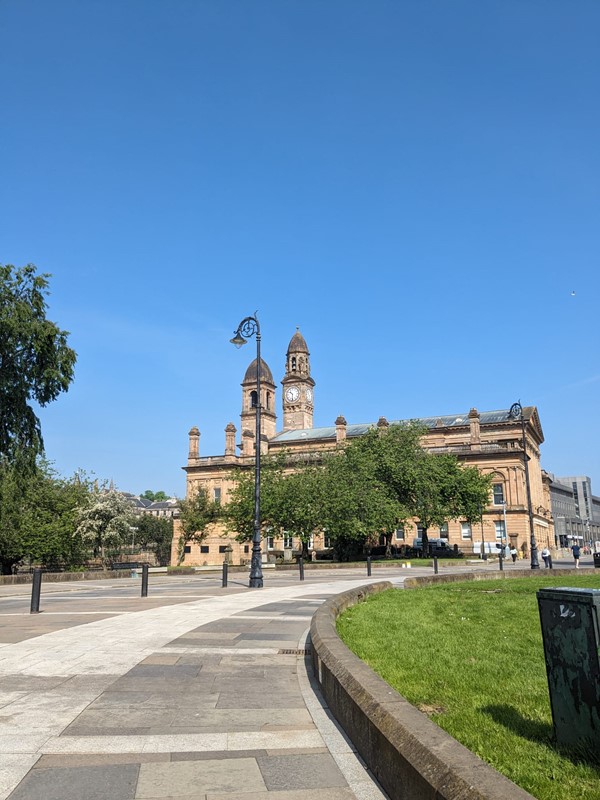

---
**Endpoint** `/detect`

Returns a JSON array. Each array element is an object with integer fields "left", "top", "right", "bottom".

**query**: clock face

[
  {"left": 285, "top": 386, "right": 300, "bottom": 403},
  {"left": 306, "top": 388, "right": 313, "bottom": 402}
]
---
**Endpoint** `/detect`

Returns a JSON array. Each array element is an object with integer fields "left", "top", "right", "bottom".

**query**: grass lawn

[{"left": 336, "top": 575, "right": 600, "bottom": 800}]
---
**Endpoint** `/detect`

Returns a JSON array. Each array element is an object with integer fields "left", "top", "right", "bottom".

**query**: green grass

[{"left": 336, "top": 575, "right": 600, "bottom": 800}]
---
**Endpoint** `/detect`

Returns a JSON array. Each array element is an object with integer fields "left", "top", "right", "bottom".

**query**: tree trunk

[{"left": 422, "top": 527, "right": 429, "bottom": 558}]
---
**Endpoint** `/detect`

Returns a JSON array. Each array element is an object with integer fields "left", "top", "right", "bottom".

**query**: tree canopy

[
  {"left": 0, "top": 264, "right": 77, "bottom": 466},
  {"left": 141, "top": 490, "right": 170, "bottom": 502},
  {"left": 176, "top": 486, "right": 221, "bottom": 563},
  {"left": 75, "top": 490, "right": 135, "bottom": 565},
  {"left": 222, "top": 422, "right": 493, "bottom": 559}
]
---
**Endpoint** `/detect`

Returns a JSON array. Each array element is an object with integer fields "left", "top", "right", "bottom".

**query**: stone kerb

[
  {"left": 403, "top": 567, "right": 577, "bottom": 590},
  {"left": 310, "top": 581, "right": 535, "bottom": 800}
]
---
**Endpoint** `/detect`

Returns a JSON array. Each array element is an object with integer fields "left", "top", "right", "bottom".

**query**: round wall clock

[{"left": 285, "top": 386, "right": 300, "bottom": 402}]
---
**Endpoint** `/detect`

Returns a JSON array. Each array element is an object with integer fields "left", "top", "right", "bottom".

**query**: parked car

[{"left": 412, "top": 538, "right": 451, "bottom": 552}]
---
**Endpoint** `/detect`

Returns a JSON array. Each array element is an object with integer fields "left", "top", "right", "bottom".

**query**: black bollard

[
  {"left": 30, "top": 568, "right": 42, "bottom": 614},
  {"left": 141, "top": 564, "right": 149, "bottom": 597},
  {"left": 298, "top": 557, "right": 304, "bottom": 581},
  {"left": 367, "top": 557, "right": 372, "bottom": 576},
  {"left": 433, "top": 556, "right": 438, "bottom": 575},
  {"left": 499, "top": 550, "right": 504, "bottom": 572},
  {"left": 548, "top": 555, "right": 553, "bottom": 570},
  {"left": 222, "top": 560, "right": 228, "bottom": 587}
]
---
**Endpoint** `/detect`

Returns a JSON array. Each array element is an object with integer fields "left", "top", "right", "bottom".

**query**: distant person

[
  {"left": 571, "top": 543, "right": 581, "bottom": 569},
  {"left": 541, "top": 547, "right": 550, "bottom": 568},
  {"left": 510, "top": 546, "right": 518, "bottom": 563}
]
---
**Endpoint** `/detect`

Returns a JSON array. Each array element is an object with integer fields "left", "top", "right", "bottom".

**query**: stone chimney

[
  {"left": 242, "top": 429, "right": 254, "bottom": 457},
  {"left": 335, "top": 415, "right": 347, "bottom": 445},
  {"left": 377, "top": 416, "right": 389, "bottom": 432},
  {"left": 188, "top": 426, "right": 200, "bottom": 461},
  {"left": 468, "top": 408, "right": 481, "bottom": 450},
  {"left": 225, "top": 422, "right": 236, "bottom": 456}
]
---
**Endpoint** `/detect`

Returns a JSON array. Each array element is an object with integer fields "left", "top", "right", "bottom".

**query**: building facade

[
  {"left": 172, "top": 330, "right": 554, "bottom": 565},
  {"left": 548, "top": 474, "right": 600, "bottom": 550}
]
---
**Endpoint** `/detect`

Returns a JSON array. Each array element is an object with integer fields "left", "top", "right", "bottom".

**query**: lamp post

[
  {"left": 509, "top": 402, "right": 539, "bottom": 569},
  {"left": 230, "top": 314, "right": 263, "bottom": 588}
]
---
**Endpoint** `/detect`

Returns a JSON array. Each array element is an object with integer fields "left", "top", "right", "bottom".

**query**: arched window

[
  {"left": 266, "top": 391, "right": 271, "bottom": 410},
  {"left": 291, "top": 356, "right": 296, "bottom": 371},
  {"left": 250, "top": 390, "right": 258, "bottom": 408}
]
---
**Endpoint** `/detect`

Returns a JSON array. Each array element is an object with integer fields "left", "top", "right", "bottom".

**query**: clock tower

[{"left": 281, "top": 328, "right": 315, "bottom": 431}]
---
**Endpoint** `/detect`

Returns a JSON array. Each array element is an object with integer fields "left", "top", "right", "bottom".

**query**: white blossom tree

[{"left": 75, "top": 490, "right": 134, "bottom": 565}]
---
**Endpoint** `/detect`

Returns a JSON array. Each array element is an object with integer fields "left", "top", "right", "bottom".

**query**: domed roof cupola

[
  {"left": 286, "top": 328, "right": 309, "bottom": 356},
  {"left": 243, "top": 357, "right": 275, "bottom": 385}
]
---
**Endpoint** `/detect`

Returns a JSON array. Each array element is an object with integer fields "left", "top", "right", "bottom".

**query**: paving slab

[{"left": 7, "top": 763, "right": 139, "bottom": 800}]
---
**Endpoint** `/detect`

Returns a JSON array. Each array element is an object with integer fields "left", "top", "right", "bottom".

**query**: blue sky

[{"left": 1, "top": 0, "right": 599, "bottom": 497}]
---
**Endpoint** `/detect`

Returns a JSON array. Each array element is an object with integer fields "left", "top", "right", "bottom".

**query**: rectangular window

[
  {"left": 243, "top": 545, "right": 249, "bottom": 554},
  {"left": 308, "top": 535, "right": 314, "bottom": 550},
  {"left": 267, "top": 536, "right": 275, "bottom": 550},
  {"left": 218, "top": 545, "right": 227, "bottom": 553},
  {"left": 495, "top": 521, "right": 505, "bottom": 540},
  {"left": 492, "top": 484, "right": 504, "bottom": 505},
  {"left": 200, "top": 545, "right": 209, "bottom": 553},
  {"left": 213, "top": 487, "right": 221, "bottom": 504},
  {"left": 395, "top": 527, "right": 405, "bottom": 541},
  {"left": 183, "top": 545, "right": 191, "bottom": 554},
  {"left": 461, "top": 523, "right": 472, "bottom": 540},
  {"left": 439, "top": 523, "right": 448, "bottom": 539},
  {"left": 324, "top": 534, "right": 332, "bottom": 548},
  {"left": 283, "top": 534, "right": 293, "bottom": 549}
]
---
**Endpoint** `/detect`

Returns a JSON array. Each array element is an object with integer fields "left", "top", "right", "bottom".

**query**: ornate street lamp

[
  {"left": 230, "top": 314, "right": 263, "bottom": 588},
  {"left": 509, "top": 401, "right": 539, "bottom": 569}
]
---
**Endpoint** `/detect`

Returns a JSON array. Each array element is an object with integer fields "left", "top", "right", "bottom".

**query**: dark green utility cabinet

[{"left": 537, "top": 587, "right": 600, "bottom": 748}]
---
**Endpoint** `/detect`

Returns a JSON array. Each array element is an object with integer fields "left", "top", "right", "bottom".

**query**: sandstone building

[{"left": 171, "top": 330, "right": 554, "bottom": 565}]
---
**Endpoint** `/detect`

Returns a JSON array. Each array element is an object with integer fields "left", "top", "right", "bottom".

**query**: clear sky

[{"left": 1, "top": 0, "right": 599, "bottom": 498}]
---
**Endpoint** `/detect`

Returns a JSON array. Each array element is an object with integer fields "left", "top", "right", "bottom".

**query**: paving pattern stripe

[
  {"left": 0, "top": 612, "right": 129, "bottom": 616},
  {"left": 40, "top": 731, "right": 326, "bottom": 754},
  {"left": 159, "top": 646, "right": 281, "bottom": 655}
]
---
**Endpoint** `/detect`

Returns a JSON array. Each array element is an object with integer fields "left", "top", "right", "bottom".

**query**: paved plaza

[{"left": 0, "top": 559, "right": 590, "bottom": 799}]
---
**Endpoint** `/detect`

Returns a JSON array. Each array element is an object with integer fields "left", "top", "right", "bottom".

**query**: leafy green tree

[
  {"left": 177, "top": 487, "right": 220, "bottom": 563},
  {"left": 320, "top": 443, "right": 402, "bottom": 559},
  {"left": 408, "top": 452, "right": 492, "bottom": 554},
  {"left": 141, "top": 490, "right": 170, "bottom": 502},
  {"left": 270, "top": 467, "right": 328, "bottom": 557},
  {"left": 133, "top": 514, "right": 173, "bottom": 566},
  {"left": 19, "top": 463, "right": 91, "bottom": 568},
  {"left": 223, "top": 454, "right": 287, "bottom": 543},
  {"left": 75, "top": 490, "right": 135, "bottom": 565},
  {"left": 0, "top": 454, "right": 30, "bottom": 574},
  {"left": 0, "top": 459, "right": 92, "bottom": 573},
  {"left": 0, "top": 264, "right": 76, "bottom": 467}
]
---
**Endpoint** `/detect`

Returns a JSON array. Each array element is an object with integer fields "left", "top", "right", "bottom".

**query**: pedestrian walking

[
  {"left": 510, "top": 546, "right": 518, "bottom": 563},
  {"left": 571, "top": 543, "right": 581, "bottom": 568},
  {"left": 541, "top": 547, "right": 550, "bottom": 568}
]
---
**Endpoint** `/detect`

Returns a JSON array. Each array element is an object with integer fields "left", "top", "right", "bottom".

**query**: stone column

[{"left": 335, "top": 415, "right": 347, "bottom": 445}]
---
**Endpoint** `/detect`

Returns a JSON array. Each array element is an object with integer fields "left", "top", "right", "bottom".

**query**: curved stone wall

[{"left": 310, "top": 580, "right": 535, "bottom": 800}]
